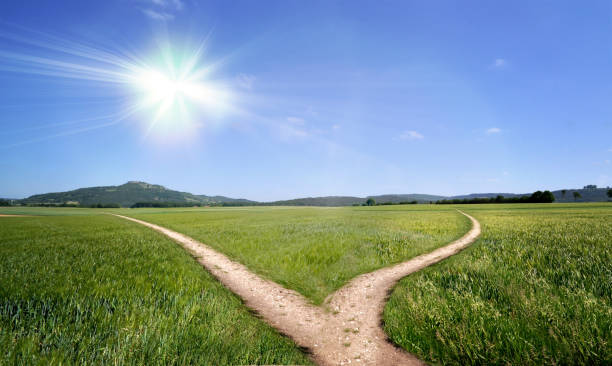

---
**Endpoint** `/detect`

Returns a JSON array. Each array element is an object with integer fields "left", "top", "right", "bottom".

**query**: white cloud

[
  {"left": 398, "top": 130, "right": 424, "bottom": 140},
  {"left": 142, "top": 9, "right": 174, "bottom": 20},
  {"left": 279, "top": 124, "right": 309, "bottom": 139},
  {"left": 148, "top": 0, "right": 183, "bottom": 9},
  {"left": 486, "top": 127, "right": 501, "bottom": 134},
  {"left": 490, "top": 58, "right": 508, "bottom": 69},
  {"left": 140, "top": 0, "right": 183, "bottom": 21},
  {"left": 287, "top": 116, "right": 305, "bottom": 125},
  {"left": 332, "top": 124, "right": 341, "bottom": 130},
  {"left": 236, "top": 73, "right": 255, "bottom": 90}
]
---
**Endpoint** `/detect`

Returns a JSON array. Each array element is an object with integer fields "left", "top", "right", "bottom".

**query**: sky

[{"left": 1, "top": 0, "right": 611, "bottom": 201}]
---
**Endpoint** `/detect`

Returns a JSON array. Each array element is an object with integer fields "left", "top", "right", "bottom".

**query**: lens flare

[
  {"left": 0, "top": 25, "right": 235, "bottom": 145},
  {"left": 130, "top": 52, "right": 233, "bottom": 141}
]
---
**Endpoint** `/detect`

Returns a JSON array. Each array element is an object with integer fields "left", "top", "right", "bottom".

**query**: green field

[
  {"left": 1, "top": 203, "right": 610, "bottom": 364},
  {"left": 384, "top": 204, "right": 611, "bottom": 364},
  {"left": 0, "top": 214, "right": 311, "bottom": 365},
  {"left": 125, "top": 206, "right": 471, "bottom": 304}
]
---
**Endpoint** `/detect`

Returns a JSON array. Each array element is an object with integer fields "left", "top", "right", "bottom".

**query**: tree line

[
  {"left": 131, "top": 201, "right": 205, "bottom": 208},
  {"left": 436, "top": 191, "right": 555, "bottom": 204},
  {"left": 353, "top": 199, "right": 418, "bottom": 206}
]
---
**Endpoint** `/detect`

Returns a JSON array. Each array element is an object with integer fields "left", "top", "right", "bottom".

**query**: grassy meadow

[
  {"left": 126, "top": 206, "right": 471, "bottom": 304},
  {"left": 384, "top": 203, "right": 611, "bottom": 364},
  {"left": 0, "top": 214, "right": 311, "bottom": 365},
  {"left": 1, "top": 203, "right": 609, "bottom": 365}
]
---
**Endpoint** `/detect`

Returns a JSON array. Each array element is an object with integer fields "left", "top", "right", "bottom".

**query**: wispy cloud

[
  {"left": 287, "top": 116, "right": 305, "bottom": 125},
  {"left": 279, "top": 123, "right": 309, "bottom": 139},
  {"left": 490, "top": 58, "right": 508, "bottom": 69},
  {"left": 148, "top": 0, "right": 183, "bottom": 9},
  {"left": 332, "top": 124, "right": 340, "bottom": 130},
  {"left": 236, "top": 73, "right": 256, "bottom": 90},
  {"left": 140, "top": 0, "right": 184, "bottom": 21},
  {"left": 398, "top": 130, "right": 424, "bottom": 140},
  {"left": 142, "top": 9, "right": 174, "bottom": 21},
  {"left": 486, "top": 127, "right": 501, "bottom": 134}
]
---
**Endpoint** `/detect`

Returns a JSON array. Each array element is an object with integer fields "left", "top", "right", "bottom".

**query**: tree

[
  {"left": 573, "top": 191, "right": 581, "bottom": 201},
  {"left": 607, "top": 189, "right": 612, "bottom": 199},
  {"left": 529, "top": 191, "right": 544, "bottom": 203},
  {"left": 541, "top": 190, "right": 555, "bottom": 203},
  {"left": 561, "top": 189, "right": 567, "bottom": 198},
  {"left": 365, "top": 198, "right": 376, "bottom": 206}
]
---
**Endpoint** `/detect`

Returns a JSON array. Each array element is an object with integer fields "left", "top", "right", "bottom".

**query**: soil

[{"left": 113, "top": 211, "right": 480, "bottom": 366}]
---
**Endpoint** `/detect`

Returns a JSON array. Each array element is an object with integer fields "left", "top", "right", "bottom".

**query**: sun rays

[{"left": 0, "top": 24, "right": 234, "bottom": 145}]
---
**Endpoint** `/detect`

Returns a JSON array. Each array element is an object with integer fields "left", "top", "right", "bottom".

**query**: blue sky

[{"left": 1, "top": 0, "right": 610, "bottom": 200}]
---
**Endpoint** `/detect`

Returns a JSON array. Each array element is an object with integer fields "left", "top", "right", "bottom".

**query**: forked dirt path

[{"left": 113, "top": 211, "right": 480, "bottom": 366}]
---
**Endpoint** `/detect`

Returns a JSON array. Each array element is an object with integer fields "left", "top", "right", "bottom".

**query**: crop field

[
  {"left": 1, "top": 203, "right": 610, "bottom": 365},
  {"left": 384, "top": 204, "right": 611, "bottom": 364},
  {"left": 0, "top": 214, "right": 311, "bottom": 365},
  {"left": 126, "top": 206, "right": 471, "bottom": 304}
]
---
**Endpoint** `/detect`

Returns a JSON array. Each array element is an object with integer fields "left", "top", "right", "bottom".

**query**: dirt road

[{"left": 113, "top": 211, "right": 480, "bottom": 365}]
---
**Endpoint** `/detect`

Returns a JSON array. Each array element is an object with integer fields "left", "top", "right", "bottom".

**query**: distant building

[{"left": 583, "top": 185, "right": 597, "bottom": 189}]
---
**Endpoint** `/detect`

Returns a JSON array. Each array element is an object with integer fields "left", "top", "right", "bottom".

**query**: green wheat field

[{"left": 1, "top": 203, "right": 610, "bottom": 365}]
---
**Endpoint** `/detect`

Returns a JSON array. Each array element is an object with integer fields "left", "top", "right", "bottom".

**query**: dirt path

[
  {"left": 0, "top": 214, "right": 33, "bottom": 217},
  {"left": 113, "top": 211, "right": 480, "bottom": 366}
]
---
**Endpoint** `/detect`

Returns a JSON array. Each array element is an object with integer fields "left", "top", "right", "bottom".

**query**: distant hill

[
  {"left": 16, "top": 182, "right": 611, "bottom": 207},
  {"left": 20, "top": 181, "right": 256, "bottom": 207},
  {"left": 199, "top": 195, "right": 256, "bottom": 205},
  {"left": 266, "top": 188, "right": 610, "bottom": 206},
  {"left": 367, "top": 194, "right": 446, "bottom": 203},
  {"left": 551, "top": 187, "right": 610, "bottom": 203},
  {"left": 446, "top": 188, "right": 610, "bottom": 203},
  {"left": 450, "top": 193, "right": 524, "bottom": 200},
  {"left": 265, "top": 196, "right": 364, "bottom": 206}
]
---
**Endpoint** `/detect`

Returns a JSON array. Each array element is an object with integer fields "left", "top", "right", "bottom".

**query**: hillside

[
  {"left": 551, "top": 187, "right": 610, "bottom": 202},
  {"left": 264, "top": 196, "right": 364, "bottom": 206},
  {"left": 17, "top": 182, "right": 611, "bottom": 207},
  {"left": 20, "top": 181, "right": 255, "bottom": 207},
  {"left": 368, "top": 194, "right": 446, "bottom": 203},
  {"left": 450, "top": 192, "right": 524, "bottom": 199}
]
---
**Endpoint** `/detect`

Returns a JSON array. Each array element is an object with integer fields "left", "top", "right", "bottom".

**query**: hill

[
  {"left": 20, "top": 181, "right": 256, "bottom": 207},
  {"left": 368, "top": 194, "right": 446, "bottom": 203},
  {"left": 450, "top": 192, "right": 524, "bottom": 200},
  {"left": 264, "top": 196, "right": 364, "bottom": 206},
  {"left": 16, "top": 182, "right": 611, "bottom": 207},
  {"left": 551, "top": 187, "right": 610, "bottom": 202}
]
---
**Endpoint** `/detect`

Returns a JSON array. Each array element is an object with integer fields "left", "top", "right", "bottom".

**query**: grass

[
  {"left": 127, "top": 205, "right": 471, "bottom": 304},
  {"left": 0, "top": 214, "right": 312, "bottom": 365},
  {"left": 384, "top": 203, "right": 612, "bottom": 365},
  {"left": 4, "top": 203, "right": 607, "bottom": 364}
]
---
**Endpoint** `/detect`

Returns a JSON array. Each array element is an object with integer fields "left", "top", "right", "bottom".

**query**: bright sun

[{"left": 130, "top": 51, "right": 233, "bottom": 140}]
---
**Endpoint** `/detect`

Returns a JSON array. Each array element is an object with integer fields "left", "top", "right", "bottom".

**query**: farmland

[
  {"left": 0, "top": 214, "right": 311, "bottom": 365},
  {"left": 0, "top": 203, "right": 610, "bottom": 365},
  {"left": 384, "top": 204, "right": 611, "bottom": 364},
  {"left": 126, "top": 206, "right": 471, "bottom": 304}
]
